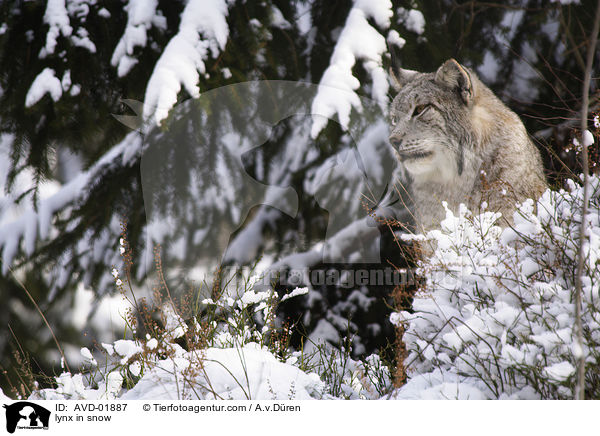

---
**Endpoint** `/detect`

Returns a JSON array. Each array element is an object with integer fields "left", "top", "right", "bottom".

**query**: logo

[
  {"left": 3, "top": 402, "right": 50, "bottom": 433},
  {"left": 124, "top": 82, "right": 396, "bottom": 289}
]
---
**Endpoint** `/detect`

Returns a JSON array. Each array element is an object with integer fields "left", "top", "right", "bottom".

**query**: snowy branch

[
  {"left": 143, "top": 0, "right": 231, "bottom": 125},
  {"left": 0, "top": 132, "right": 142, "bottom": 276},
  {"left": 111, "top": 0, "right": 165, "bottom": 77},
  {"left": 310, "top": 0, "right": 393, "bottom": 138}
]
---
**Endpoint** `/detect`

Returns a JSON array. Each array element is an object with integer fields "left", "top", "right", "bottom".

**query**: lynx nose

[{"left": 389, "top": 135, "right": 403, "bottom": 150}]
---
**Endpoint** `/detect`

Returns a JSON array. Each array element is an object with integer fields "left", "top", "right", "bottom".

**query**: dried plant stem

[
  {"left": 5, "top": 265, "right": 71, "bottom": 374},
  {"left": 574, "top": 0, "right": 600, "bottom": 401}
]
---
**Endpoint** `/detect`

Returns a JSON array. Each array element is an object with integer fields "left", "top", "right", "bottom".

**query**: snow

[
  {"left": 478, "top": 51, "right": 500, "bottom": 83},
  {"left": 146, "top": 338, "right": 158, "bottom": 350},
  {"left": 238, "top": 289, "right": 271, "bottom": 308},
  {"left": 143, "top": 0, "right": 230, "bottom": 124},
  {"left": 280, "top": 286, "right": 309, "bottom": 302},
  {"left": 544, "top": 361, "right": 576, "bottom": 381},
  {"left": 392, "top": 369, "right": 487, "bottom": 400},
  {"left": 80, "top": 347, "right": 97, "bottom": 366},
  {"left": 129, "top": 360, "right": 142, "bottom": 377},
  {"left": 0, "top": 388, "right": 11, "bottom": 401},
  {"left": 60, "top": 70, "right": 71, "bottom": 90},
  {"left": 80, "top": 347, "right": 93, "bottom": 360},
  {"left": 71, "top": 27, "right": 96, "bottom": 53},
  {"left": 122, "top": 344, "right": 324, "bottom": 400},
  {"left": 114, "top": 339, "right": 143, "bottom": 361},
  {"left": 305, "top": 319, "right": 340, "bottom": 353},
  {"left": 387, "top": 29, "right": 405, "bottom": 48},
  {"left": 398, "top": 8, "right": 425, "bottom": 35},
  {"left": 0, "top": 135, "right": 59, "bottom": 264},
  {"left": 583, "top": 129, "right": 594, "bottom": 147},
  {"left": 111, "top": 0, "right": 162, "bottom": 77},
  {"left": 22, "top": 64, "right": 77, "bottom": 106},
  {"left": 354, "top": 0, "right": 393, "bottom": 28},
  {"left": 25, "top": 68, "right": 63, "bottom": 107},
  {"left": 270, "top": 6, "right": 291, "bottom": 29},
  {"left": 70, "top": 284, "right": 128, "bottom": 337},
  {"left": 30, "top": 370, "right": 124, "bottom": 400},
  {"left": 511, "top": 42, "right": 541, "bottom": 100},
  {"left": 66, "top": 0, "right": 93, "bottom": 20},
  {"left": 295, "top": 2, "right": 313, "bottom": 37},
  {"left": 40, "top": 0, "right": 73, "bottom": 58},
  {"left": 221, "top": 67, "right": 232, "bottom": 79},
  {"left": 491, "top": 8, "right": 556, "bottom": 101},
  {"left": 70, "top": 84, "right": 81, "bottom": 96},
  {"left": 162, "top": 303, "right": 188, "bottom": 340},
  {"left": 310, "top": 0, "right": 393, "bottom": 138},
  {"left": 102, "top": 343, "right": 115, "bottom": 356},
  {"left": 98, "top": 7, "right": 111, "bottom": 18}
]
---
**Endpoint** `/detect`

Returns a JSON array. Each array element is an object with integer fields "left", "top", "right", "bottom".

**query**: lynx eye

[
  {"left": 390, "top": 114, "right": 398, "bottom": 126},
  {"left": 412, "top": 104, "right": 431, "bottom": 117}
]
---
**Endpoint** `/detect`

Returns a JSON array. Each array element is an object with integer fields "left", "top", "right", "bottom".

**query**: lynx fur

[{"left": 388, "top": 59, "right": 547, "bottom": 232}]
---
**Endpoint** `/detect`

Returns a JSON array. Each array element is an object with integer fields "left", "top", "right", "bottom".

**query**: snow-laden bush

[
  {"left": 393, "top": 177, "right": 600, "bottom": 399},
  {"left": 25, "top": 272, "right": 391, "bottom": 400}
]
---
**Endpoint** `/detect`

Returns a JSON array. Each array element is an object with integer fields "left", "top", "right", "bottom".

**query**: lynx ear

[{"left": 435, "top": 59, "right": 473, "bottom": 105}]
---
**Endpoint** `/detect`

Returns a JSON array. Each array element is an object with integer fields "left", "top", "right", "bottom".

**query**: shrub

[{"left": 393, "top": 177, "right": 600, "bottom": 399}]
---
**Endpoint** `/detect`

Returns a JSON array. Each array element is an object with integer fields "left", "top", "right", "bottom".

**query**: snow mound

[{"left": 122, "top": 344, "right": 324, "bottom": 400}]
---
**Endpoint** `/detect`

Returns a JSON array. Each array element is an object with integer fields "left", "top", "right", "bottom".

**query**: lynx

[{"left": 388, "top": 59, "right": 547, "bottom": 232}]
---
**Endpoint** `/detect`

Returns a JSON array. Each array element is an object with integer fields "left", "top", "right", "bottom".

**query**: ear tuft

[
  {"left": 389, "top": 45, "right": 419, "bottom": 91},
  {"left": 435, "top": 59, "right": 474, "bottom": 105},
  {"left": 389, "top": 67, "right": 418, "bottom": 91}
]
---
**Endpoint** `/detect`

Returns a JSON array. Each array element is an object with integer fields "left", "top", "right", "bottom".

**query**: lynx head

[{"left": 388, "top": 59, "right": 480, "bottom": 182}]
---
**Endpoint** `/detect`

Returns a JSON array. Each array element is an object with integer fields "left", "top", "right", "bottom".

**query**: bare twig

[
  {"left": 3, "top": 264, "right": 71, "bottom": 374},
  {"left": 574, "top": 0, "right": 600, "bottom": 401}
]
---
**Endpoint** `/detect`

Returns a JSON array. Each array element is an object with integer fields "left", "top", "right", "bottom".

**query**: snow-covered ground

[
  {"left": 25, "top": 284, "right": 391, "bottom": 400},
  {"left": 10, "top": 176, "right": 599, "bottom": 401}
]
